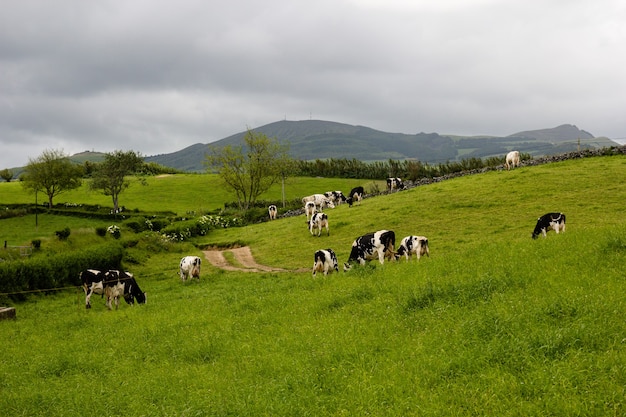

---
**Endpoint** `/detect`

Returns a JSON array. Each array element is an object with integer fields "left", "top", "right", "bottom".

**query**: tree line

[
  {"left": 12, "top": 130, "right": 532, "bottom": 213},
  {"left": 293, "top": 155, "right": 524, "bottom": 181}
]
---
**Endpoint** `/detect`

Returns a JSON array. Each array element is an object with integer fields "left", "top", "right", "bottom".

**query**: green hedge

[{"left": 0, "top": 242, "right": 124, "bottom": 300}]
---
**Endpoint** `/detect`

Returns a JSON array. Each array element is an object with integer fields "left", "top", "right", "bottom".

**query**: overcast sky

[{"left": 2, "top": 0, "right": 625, "bottom": 169}]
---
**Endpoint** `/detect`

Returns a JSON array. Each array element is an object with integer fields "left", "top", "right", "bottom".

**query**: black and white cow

[
  {"left": 302, "top": 194, "right": 335, "bottom": 210},
  {"left": 312, "top": 248, "right": 339, "bottom": 276},
  {"left": 103, "top": 270, "right": 147, "bottom": 310},
  {"left": 324, "top": 191, "right": 347, "bottom": 206},
  {"left": 80, "top": 269, "right": 106, "bottom": 309},
  {"left": 344, "top": 230, "right": 396, "bottom": 270},
  {"left": 81, "top": 269, "right": 146, "bottom": 310},
  {"left": 387, "top": 177, "right": 404, "bottom": 192},
  {"left": 268, "top": 204, "right": 277, "bottom": 220},
  {"left": 345, "top": 186, "right": 364, "bottom": 207},
  {"left": 304, "top": 201, "right": 317, "bottom": 220},
  {"left": 505, "top": 151, "right": 521, "bottom": 171},
  {"left": 532, "top": 212, "right": 566, "bottom": 239},
  {"left": 395, "top": 235, "right": 430, "bottom": 261},
  {"left": 309, "top": 212, "right": 329, "bottom": 236},
  {"left": 179, "top": 255, "right": 202, "bottom": 281}
]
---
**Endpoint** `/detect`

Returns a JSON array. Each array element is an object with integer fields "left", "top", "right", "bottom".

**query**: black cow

[
  {"left": 387, "top": 177, "right": 404, "bottom": 192},
  {"left": 80, "top": 269, "right": 106, "bottom": 309},
  {"left": 346, "top": 186, "right": 364, "bottom": 207},
  {"left": 312, "top": 249, "right": 339, "bottom": 276},
  {"left": 532, "top": 212, "right": 566, "bottom": 239},
  {"left": 324, "top": 191, "right": 347, "bottom": 206},
  {"left": 344, "top": 230, "right": 396, "bottom": 270}
]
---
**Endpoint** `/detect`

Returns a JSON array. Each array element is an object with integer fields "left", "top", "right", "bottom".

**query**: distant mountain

[
  {"left": 142, "top": 120, "right": 618, "bottom": 172},
  {"left": 509, "top": 124, "right": 594, "bottom": 142}
]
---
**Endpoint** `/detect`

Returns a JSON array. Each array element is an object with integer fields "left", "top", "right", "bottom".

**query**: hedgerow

[{"left": 0, "top": 242, "right": 124, "bottom": 301}]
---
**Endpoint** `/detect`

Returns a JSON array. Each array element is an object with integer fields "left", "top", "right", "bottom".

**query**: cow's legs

[{"left": 85, "top": 289, "right": 93, "bottom": 309}]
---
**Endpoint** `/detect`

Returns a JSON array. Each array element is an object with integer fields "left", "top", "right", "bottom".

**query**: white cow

[
  {"left": 268, "top": 204, "right": 277, "bottom": 220},
  {"left": 505, "top": 151, "right": 521, "bottom": 170},
  {"left": 395, "top": 235, "right": 430, "bottom": 261},
  {"left": 304, "top": 201, "right": 317, "bottom": 220},
  {"left": 302, "top": 194, "right": 335, "bottom": 210},
  {"left": 179, "top": 256, "right": 202, "bottom": 281},
  {"left": 309, "top": 212, "right": 329, "bottom": 236},
  {"left": 312, "top": 248, "right": 339, "bottom": 276}
]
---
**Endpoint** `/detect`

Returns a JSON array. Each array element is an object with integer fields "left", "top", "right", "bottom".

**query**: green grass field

[{"left": 1, "top": 156, "right": 626, "bottom": 416}]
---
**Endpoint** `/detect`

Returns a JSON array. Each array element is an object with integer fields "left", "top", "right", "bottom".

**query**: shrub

[
  {"left": 55, "top": 227, "right": 71, "bottom": 240},
  {"left": 125, "top": 220, "right": 146, "bottom": 233},
  {"left": 0, "top": 242, "right": 124, "bottom": 297},
  {"left": 31, "top": 239, "right": 41, "bottom": 250},
  {"left": 96, "top": 227, "right": 107, "bottom": 237}
]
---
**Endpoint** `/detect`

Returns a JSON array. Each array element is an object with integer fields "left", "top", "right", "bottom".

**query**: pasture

[{"left": 1, "top": 156, "right": 626, "bottom": 416}]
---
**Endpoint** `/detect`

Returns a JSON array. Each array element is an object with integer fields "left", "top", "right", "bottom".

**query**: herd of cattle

[
  {"left": 299, "top": 178, "right": 427, "bottom": 277},
  {"left": 80, "top": 159, "right": 567, "bottom": 308}
]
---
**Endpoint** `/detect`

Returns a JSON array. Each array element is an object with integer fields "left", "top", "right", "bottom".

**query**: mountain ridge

[{"left": 143, "top": 120, "right": 616, "bottom": 172}]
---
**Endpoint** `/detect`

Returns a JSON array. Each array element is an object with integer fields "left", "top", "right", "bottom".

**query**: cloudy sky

[{"left": 2, "top": 0, "right": 625, "bottom": 169}]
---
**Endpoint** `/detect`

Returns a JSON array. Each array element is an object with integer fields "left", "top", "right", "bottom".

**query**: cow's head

[{"left": 343, "top": 262, "right": 352, "bottom": 272}]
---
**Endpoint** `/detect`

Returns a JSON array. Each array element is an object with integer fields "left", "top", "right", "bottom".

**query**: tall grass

[{"left": 1, "top": 156, "right": 626, "bottom": 416}]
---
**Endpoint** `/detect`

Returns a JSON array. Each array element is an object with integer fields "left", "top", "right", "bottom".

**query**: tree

[
  {"left": 21, "top": 149, "right": 83, "bottom": 207},
  {"left": 206, "top": 130, "right": 293, "bottom": 210},
  {"left": 89, "top": 150, "right": 144, "bottom": 213},
  {"left": 0, "top": 168, "right": 13, "bottom": 182}
]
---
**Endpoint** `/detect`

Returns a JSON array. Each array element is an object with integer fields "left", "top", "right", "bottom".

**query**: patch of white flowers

[
  {"left": 196, "top": 215, "right": 240, "bottom": 234},
  {"left": 107, "top": 225, "right": 121, "bottom": 239}
]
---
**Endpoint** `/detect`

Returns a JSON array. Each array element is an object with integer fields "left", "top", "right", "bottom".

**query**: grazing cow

[
  {"left": 346, "top": 186, "right": 364, "bottom": 207},
  {"left": 324, "top": 191, "right": 347, "bottom": 206},
  {"left": 302, "top": 194, "right": 335, "bottom": 210},
  {"left": 505, "top": 151, "right": 521, "bottom": 170},
  {"left": 268, "top": 204, "right": 277, "bottom": 220},
  {"left": 179, "top": 255, "right": 202, "bottom": 281},
  {"left": 395, "top": 235, "right": 430, "bottom": 261},
  {"left": 103, "top": 270, "right": 147, "bottom": 310},
  {"left": 304, "top": 201, "right": 317, "bottom": 220},
  {"left": 80, "top": 269, "right": 106, "bottom": 309},
  {"left": 387, "top": 177, "right": 405, "bottom": 192},
  {"left": 309, "top": 212, "right": 329, "bottom": 236},
  {"left": 312, "top": 248, "right": 339, "bottom": 276},
  {"left": 344, "top": 230, "right": 396, "bottom": 270},
  {"left": 532, "top": 212, "right": 566, "bottom": 239}
]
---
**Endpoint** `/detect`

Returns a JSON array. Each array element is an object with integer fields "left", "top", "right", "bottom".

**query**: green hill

[{"left": 2, "top": 154, "right": 626, "bottom": 415}]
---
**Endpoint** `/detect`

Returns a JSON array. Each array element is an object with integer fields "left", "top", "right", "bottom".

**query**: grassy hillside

[{"left": 2, "top": 155, "right": 626, "bottom": 416}]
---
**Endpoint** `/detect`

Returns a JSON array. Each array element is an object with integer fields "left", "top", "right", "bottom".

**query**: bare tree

[{"left": 206, "top": 130, "right": 293, "bottom": 210}]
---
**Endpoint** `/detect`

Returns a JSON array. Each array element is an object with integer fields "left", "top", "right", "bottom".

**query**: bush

[
  {"left": 31, "top": 239, "right": 41, "bottom": 250},
  {"left": 55, "top": 227, "right": 71, "bottom": 240},
  {"left": 96, "top": 227, "right": 107, "bottom": 237},
  {"left": 125, "top": 220, "right": 146, "bottom": 233}
]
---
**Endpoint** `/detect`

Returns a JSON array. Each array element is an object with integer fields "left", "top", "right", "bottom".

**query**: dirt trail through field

[{"left": 203, "top": 246, "right": 308, "bottom": 273}]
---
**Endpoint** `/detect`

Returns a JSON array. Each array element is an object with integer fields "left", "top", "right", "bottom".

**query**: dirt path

[{"left": 203, "top": 246, "right": 307, "bottom": 273}]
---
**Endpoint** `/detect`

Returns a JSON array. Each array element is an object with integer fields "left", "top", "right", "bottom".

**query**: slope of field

[{"left": 2, "top": 155, "right": 626, "bottom": 416}]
